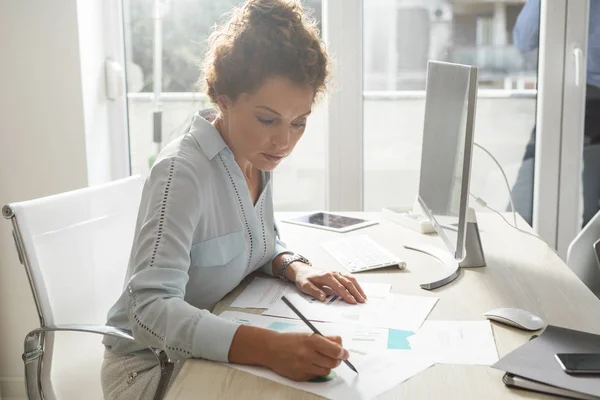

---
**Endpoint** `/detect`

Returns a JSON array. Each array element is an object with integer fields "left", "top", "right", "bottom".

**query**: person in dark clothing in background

[{"left": 511, "top": 0, "right": 600, "bottom": 227}]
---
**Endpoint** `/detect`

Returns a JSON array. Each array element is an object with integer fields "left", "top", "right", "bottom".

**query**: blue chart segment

[
  {"left": 387, "top": 329, "right": 414, "bottom": 350},
  {"left": 267, "top": 321, "right": 298, "bottom": 332}
]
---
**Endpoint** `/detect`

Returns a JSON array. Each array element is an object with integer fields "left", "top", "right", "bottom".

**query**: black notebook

[
  {"left": 503, "top": 373, "right": 600, "bottom": 400},
  {"left": 493, "top": 325, "right": 600, "bottom": 399}
]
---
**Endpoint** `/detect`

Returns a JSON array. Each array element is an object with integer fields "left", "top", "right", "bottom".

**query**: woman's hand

[
  {"left": 289, "top": 263, "right": 368, "bottom": 304},
  {"left": 266, "top": 332, "right": 349, "bottom": 381},
  {"left": 229, "top": 325, "right": 349, "bottom": 382}
]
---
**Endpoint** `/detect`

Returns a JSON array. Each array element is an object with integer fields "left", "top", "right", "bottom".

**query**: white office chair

[
  {"left": 2, "top": 176, "right": 173, "bottom": 400},
  {"left": 567, "top": 209, "right": 600, "bottom": 299}
]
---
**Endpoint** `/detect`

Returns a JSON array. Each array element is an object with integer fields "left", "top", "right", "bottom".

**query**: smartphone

[
  {"left": 594, "top": 239, "right": 600, "bottom": 268},
  {"left": 555, "top": 353, "right": 600, "bottom": 375}
]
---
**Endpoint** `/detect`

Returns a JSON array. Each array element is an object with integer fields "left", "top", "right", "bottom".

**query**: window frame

[{"left": 106, "top": 0, "right": 589, "bottom": 255}]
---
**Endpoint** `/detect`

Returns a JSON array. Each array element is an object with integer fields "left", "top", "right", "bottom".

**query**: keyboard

[{"left": 321, "top": 235, "right": 406, "bottom": 273}]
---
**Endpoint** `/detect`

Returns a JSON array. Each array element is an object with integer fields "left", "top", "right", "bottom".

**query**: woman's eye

[
  {"left": 257, "top": 117, "right": 275, "bottom": 126},
  {"left": 292, "top": 121, "right": 306, "bottom": 128}
]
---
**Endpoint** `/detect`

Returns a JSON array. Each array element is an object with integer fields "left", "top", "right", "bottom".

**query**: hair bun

[
  {"left": 245, "top": 0, "right": 302, "bottom": 27},
  {"left": 201, "top": 0, "right": 329, "bottom": 104}
]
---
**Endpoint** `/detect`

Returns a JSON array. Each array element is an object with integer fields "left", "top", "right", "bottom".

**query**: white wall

[
  {"left": 76, "top": 0, "right": 130, "bottom": 185},
  {"left": 77, "top": 0, "right": 113, "bottom": 186},
  {"left": 0, "top": 1, "right": 91, "bottom": 398}
]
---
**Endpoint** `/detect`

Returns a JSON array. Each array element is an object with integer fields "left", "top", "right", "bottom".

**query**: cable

[
  {"left": 473, "top": 142, "right": 517, "bottom": 228},
  {"left": 470, "top": 193, "right": 560, "bottom": 257}
]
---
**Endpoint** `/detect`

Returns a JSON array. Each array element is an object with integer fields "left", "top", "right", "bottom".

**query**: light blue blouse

[{"left": 103, "top": 110, "right": 290, "bottom": 362}]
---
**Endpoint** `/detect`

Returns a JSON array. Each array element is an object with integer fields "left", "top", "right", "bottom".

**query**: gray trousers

[{"left": 101, "top": 350, "right": 184, "bottom": 400}]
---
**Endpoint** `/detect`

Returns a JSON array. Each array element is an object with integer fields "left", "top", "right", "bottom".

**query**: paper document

[
  {"left": 219, "top": 312, "right": 432, "bottom": 398},
  {"left": 359, "top": 281, "right": 392, "bottom": 299},
  {"left": 221, "top": 310, "right": 306, "bottom": 332},
  {"left": 343, "top": 326, "right": 415, "bottom": 356},
  {"left": 220, "top": 311, "right": 416, "bottom": 357},
  {"left": 231, "top": 278, "right": 296, "bottom": 309},
  {"left": 263, "top": 291, "right": 437, "bottom": 331},
  {"left": 228, "top": 350, "right": 432, "bottom": 400},
  {"left": 408, "top": 320, "right": 499, "bottom": 365},
  {"left": 231, "top": 277, "right": 391, "bottom": 309}
]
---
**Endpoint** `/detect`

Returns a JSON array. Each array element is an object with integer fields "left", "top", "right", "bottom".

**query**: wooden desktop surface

[{"left": 165, "top": 212, "right": 600, "bottom": 400}]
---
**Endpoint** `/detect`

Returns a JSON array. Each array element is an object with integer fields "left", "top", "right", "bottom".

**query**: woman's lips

[{"left": 262, "top": 153, "right": 285, "bottom": 162}]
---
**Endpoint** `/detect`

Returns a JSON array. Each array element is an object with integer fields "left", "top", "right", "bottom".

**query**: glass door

[
  {"left": 556, "top": 0, "right": 593, "bottom": 256},
  {"left": 362, "top": 0, "right": 540, "bottom": 227}
]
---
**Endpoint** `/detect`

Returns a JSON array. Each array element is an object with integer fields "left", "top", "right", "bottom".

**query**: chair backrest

[
  {"left": 567, "top": 209, "right": 600, "bottom": 299},
  {"left": 582, "top": 144, "right": 600, "bottom": 226},
  {"left": 5, "top": 176, "right": 143, "bottom": 400}
]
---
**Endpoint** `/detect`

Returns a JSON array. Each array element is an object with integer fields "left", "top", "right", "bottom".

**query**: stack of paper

[
  {"left": 263, "top": 290, "right": 438, "bottom": 332},
  {"left": 231, "top": 276, "right": 437, "bottom": 335},
  {"left": 221, "top": 276, "right": 502, "bottom": 398},
  {"left": 231, "top": 278, "right": 392, "bottom": 309},
  {"left": 231, "top": 277, "right": 298, "bottom": 309},
  {"left": 219, "top": 311, "right": 433, "bottom": 399},
  {"left": 231, "top": 278, "right": 497, "bottom": 364},
  {"left": 220, "top": 311, "right": 416, "bottom": 358},
  {"left": 230, "top": 350, "right": 433, "bottom": 400}
]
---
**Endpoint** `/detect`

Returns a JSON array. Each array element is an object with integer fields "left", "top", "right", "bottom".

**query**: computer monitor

[{"left": 410, "top": 60, "right": 486, "bottom": 290}]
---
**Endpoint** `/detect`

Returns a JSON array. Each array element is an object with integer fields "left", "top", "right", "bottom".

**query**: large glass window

[
  {"left": 363, "top": 0, "right": 539, "bottom": 226},
  {"left": 121, "top": 0, "right": 541, "bottom": 218},
  {"left": 122, "top": 0, "right": 325, "bottom": 211}
]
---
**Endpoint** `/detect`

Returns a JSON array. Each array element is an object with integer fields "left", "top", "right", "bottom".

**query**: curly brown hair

[{"left": 200, "top": 0, "right": 329, "bottom": 104}]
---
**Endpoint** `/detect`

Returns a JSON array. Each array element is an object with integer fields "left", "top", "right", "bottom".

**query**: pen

[{"left": 281, "top": 295, "right": 358, "bottom": 374}]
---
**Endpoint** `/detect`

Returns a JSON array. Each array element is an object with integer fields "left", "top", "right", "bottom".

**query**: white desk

[{"left": 166, "top": 212, "right": 600, "bottom": 400}]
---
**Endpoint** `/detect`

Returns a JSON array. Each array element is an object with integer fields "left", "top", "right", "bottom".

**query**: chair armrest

[
  {"left": 26, "top": 323, "right": 135, "bottom": 344},
  {"left": 23, "top": 324, "right": 174, "bottom": 400}
]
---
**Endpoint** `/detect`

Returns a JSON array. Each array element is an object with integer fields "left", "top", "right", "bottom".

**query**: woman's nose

[{"left": 271, "top": 127, "right": 290, "bottom": 149}]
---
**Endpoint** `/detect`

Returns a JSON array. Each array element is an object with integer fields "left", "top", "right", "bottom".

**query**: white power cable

[
  {"left": 470, "top": 193, "right": 559, "bottom": 257},
  {"left": 473, "top": 142, "right": 517, "bottom": 228}
]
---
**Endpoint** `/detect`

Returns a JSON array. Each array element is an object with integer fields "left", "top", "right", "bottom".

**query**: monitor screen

[{"left": 418, "top": 61, "right": 478, "bottom": 261}]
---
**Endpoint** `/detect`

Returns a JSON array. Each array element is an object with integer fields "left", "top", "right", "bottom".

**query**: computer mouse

[{"left": 484, "top": 308, "right": 545, "bottom": 331}]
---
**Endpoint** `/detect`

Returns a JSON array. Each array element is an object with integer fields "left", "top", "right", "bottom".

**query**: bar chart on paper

[
  {"left": 231, "top": 278, "right": 392, "bottom": 309},
  {"left": 408, "top": 321, "right": 499, "bottom": 365},
  {"left": 345, "top": 327, "right": 414, "bottom": 356},
  {"left": 219, "top": 311, "right": 416, "bottom": 356},
  {"left": 263, "top": 291, "right": 438, "bottom": 331},
  {"left": 218, "top": 311, "right": 434, "bottom": 400}
]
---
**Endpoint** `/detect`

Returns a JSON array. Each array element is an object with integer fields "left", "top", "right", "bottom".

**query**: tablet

[
  {"left": 594, "top": 239, "right": 600, "bottom": 269},
  {"left": 281, "top": 212, "right": 378, "bottom": 233}
]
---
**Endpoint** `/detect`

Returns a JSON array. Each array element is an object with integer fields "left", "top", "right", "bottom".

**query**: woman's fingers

[
  {"left": 335, "top": 274, "right": 366, "bottom": 303},
  {"left": 341, "top": 274, "right": 367, "bottom": 299},
  {"left": 307, "top": 365, "right": 332, "bottom": 378},
  {"left": 314, "top": 272, "right": 357, "bottom": 304},
  {"left": 299, "top": 280, "right": 327, "bottom": 301},
  {"left": 311, "top": 334, "right": 348, "bottom": 360},
  {"left": 301, "top": 270, "right": 368, "bottom": 304},
  {"left": 321, "top": 286, "right": 337, "bottom": 296},
  {"left": 325, "top": 335, "right": 343, "bottom": 346},
  {"left": 311, "top": 352, "right": 342, "bottom": 369}
]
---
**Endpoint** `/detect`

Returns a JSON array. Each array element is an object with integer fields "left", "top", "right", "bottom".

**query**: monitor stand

[
  {"left": 403, "top": 243, "right": 461, "bottom": 290},
  {"left": 459, "top": 207, "right": 486, "bottom": 268},
  {"left": 405, "top": 208, "right": 486, "bottom": 290}
]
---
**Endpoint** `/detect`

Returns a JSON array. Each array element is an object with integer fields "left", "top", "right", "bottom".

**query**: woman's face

[{"left": 217, "top": 76, "right": 314, "bottom": 171}]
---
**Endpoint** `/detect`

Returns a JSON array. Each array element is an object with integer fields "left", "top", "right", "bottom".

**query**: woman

[{"left": 101, "top": 0, "right": 367, "bottom": 398}]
